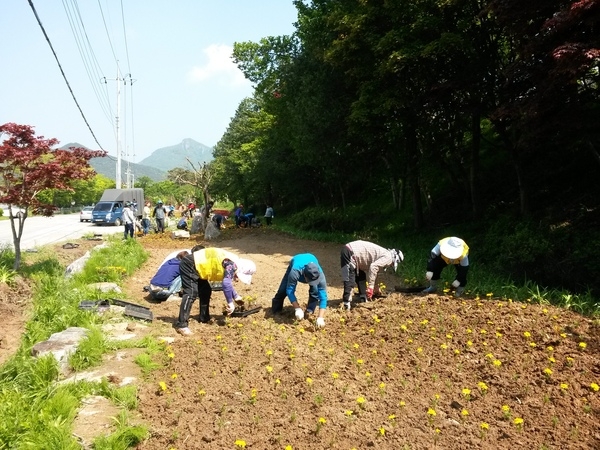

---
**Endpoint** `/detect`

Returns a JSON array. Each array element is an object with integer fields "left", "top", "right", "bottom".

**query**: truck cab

[{"left": 92, "top": 201, "right": 126, "bottom": 226}]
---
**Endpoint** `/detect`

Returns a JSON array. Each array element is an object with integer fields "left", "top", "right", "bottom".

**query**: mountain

[
  {"left": 60, "top": 143, "right": 167, "bottom": 182},
  {"left": 137, "top": 138, "right": 213, "bottom": 172}
]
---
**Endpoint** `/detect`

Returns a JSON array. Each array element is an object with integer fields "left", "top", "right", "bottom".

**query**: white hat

[
  {"left": 236, "top": 258, "right": 256, "bottom": 284},
  {"left": 440, "top": 237, "right": 464, "bottom": 260}
]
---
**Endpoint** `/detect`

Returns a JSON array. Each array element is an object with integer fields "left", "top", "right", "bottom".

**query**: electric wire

[
  {"left": 27, "top": 0, "right": 105, "bottom": 151},
  {"left": 61, "top": 0, "right": 113, "bottom": 126}
]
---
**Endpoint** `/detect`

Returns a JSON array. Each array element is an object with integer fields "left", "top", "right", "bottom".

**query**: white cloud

[{"left": 187, "top": 44, "right": 249, "bottom": 87}]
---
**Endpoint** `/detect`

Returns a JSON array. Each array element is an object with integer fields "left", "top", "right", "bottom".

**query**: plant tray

[
  {"left": 229, "top": 306, "right": 262, "bottom": 318},
  {"left": 394, "top": 286, "right": 426, "bottom": 293},
  {"left": 210, "top": 281, "right": 223, "bottom": 291},
  {"left": 109, "top": 298, "right": 150, "bottom": 310},
  {"left": 124, "top": 305, "right": 153, "bottom": 322}
]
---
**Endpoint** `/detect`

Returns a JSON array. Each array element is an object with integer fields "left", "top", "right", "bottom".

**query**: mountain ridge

[{"left": 60, "top": 138, "right": 213, "bottom": 182}]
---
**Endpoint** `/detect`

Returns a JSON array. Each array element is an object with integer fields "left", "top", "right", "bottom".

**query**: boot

[
  {"left": 422, "top": 280, "right": 438, "bottom": 294},
  {"left": 199, "top": 303, "right": 211, "bottom": 323}
]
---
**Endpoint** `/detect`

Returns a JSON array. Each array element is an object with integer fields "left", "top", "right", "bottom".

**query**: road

[{"left": 0, "top": 213, "right": 124, "bottom": 251}]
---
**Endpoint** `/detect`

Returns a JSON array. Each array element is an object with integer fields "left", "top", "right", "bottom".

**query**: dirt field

[{"left": 1, "top": 227, "right": 600, "bottom": 449}]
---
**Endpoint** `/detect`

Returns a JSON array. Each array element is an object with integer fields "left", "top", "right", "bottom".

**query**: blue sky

[{"left": 1, "top": 1, "right": 298, "bottom": 161}]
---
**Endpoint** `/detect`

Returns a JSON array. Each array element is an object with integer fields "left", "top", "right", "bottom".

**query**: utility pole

[{"left": 102, "top": 67, "right": 135, "bottom": 189}]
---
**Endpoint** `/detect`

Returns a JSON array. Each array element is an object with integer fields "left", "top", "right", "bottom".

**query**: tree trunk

[
  {"left": 9, "top": 209, "right": 27, "bottom": 271},
  {"left": 405, "top": 119, "right": 424, "bottom": 229},
  {"left": 470, "top": 108, "right": 482, "bottom": 219}
]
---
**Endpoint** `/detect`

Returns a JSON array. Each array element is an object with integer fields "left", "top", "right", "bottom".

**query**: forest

[{"left": 205, "top": 0, "right": 600, "bottom": 294}]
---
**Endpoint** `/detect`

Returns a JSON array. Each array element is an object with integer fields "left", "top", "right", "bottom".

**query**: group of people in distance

[{"left": 145, "top": 232, "right": 469, "bottom": 336}]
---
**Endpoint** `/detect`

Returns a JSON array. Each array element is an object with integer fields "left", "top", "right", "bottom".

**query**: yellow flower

[
  {"left": 275, "top": 379, "right": 281, "bottom": 385},
  {"left": 493, "top": 359, "right": 502, "bottom": 367},
  {"left": 513, "top": 417, "right": 524, "bottom": 426},
  {"left": 427, "top": 408, "right": 436, "bottom": 416},
  {"left": 529, "top": 342, "right": 537, "bottom": 347},
  {"left": 462, "top": 388, "right": 471, "bottom": 397},
  {"left": 399, "top": 400, "right": 406, "bottom": 407},
  {"left": 379, "top": 382, "right": 386, "bottom": 389},
  {"left": 353, "top": 343, "right": 359, "bottom": 349},
  {"left": 579, "top": 342, "right": 587, "bottom": 349},
  {"left": 266, "top": 366, "right": 273, "bottom": 373},
  {"left": 318, "top": 417, "right": 326, "bottom": 424},
  {"left": 400, "top": 324, "right": 408, "bottom": 331},
  {"left": 345, "top": 410, "right": 354, "bottom": 416},
  {"left": 171, "top": 373, "right": 178, "bottom": 379},
  {"left": 198, "top": 389, "right": 206, "bottom": 396},
  {"left": 548, "top": 356, "right": 556, "bottom": 363},
  {"left": 159, "top": 381, "right": 167, "bottom": 391},
  {"left": 388, "top": 414, "right": 396, "bottom": 420},
  {"left": 523, "top": 331, "right": 531, "bottom": 338},
  {"left": 379, "top": 427, "right": 385, "bottom": 436},
  {"left": 356, "top": 396, "right": 366, "bottom": 405},
  {"left": 501, "top": 405, "right": 510, "bottom": 413},
  {"left": 234, "top": 439, "right": 246, "bottom": 448},
  {"left": 560, "top": 383, "right": 568, "bottom": 390},
  {"left": 332, "top": 372, "right": 339, "bottom": 379},
  {"left": 477, "top": 381, "right": 488, "bottom": 391},
  {"left": 285, "top": 446, "right": 293, "bottom": 450},
  {"left": 480, "top": 422, "right": 489, "bottom": 430},
  {"left": 543, "top": 368, "right": 553, "bottom": 376},
  {"left": 547, "top": 346, "right": 554, "bottom": 352},
  {"left": 266, "top": 349, "right": 273, "bottom": 357},
  {"left": 467, "top": 341, "right": 473, "bottom": 347},
  {"left": 486, "top": 292, "right": 493, "bottom": 297},
  {"left": 167, "top": 352, "right": 175, "bottom": 359},
  {"left": 461, "top": 409, "right": 469, "bottom": 416},
  {"left": 357, "top": 359, "right": 364, "bottom": 365},
  {"left": 591, "top": 383, "right": 599, "bottom": 392},
  {"left": 306, "top": 377, "right": 313, "bottom": 385},
  {"left": 440, "top": 343, "right": 448, "bottom": 350}
]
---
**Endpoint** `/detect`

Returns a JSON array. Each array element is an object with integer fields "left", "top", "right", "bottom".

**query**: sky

[{"left": 1, "top": 1, "right": 298, "bottom": 162}]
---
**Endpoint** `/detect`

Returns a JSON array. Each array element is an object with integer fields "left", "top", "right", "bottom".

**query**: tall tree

[{"left": 0, "top": 123, "right": 106, "bottom": 269}]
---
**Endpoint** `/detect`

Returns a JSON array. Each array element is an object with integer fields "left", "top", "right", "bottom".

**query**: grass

[{"left": 0, "top": 238, "right": 150, "bottom": 449}]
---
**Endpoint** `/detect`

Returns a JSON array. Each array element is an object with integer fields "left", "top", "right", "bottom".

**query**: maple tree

[{"left": 0, "top": 123, "right": 106, "bottom": 270}]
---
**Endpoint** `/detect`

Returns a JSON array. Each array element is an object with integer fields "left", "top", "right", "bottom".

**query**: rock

[
  {"left": 88, "top": 282, "right": 122, "bottom": 293},
  {"left": 31, "top": 327, "right": 89, "bottom": 374},
  {"left": 171, "top": 230, "right": 190, "bottom": 239}
]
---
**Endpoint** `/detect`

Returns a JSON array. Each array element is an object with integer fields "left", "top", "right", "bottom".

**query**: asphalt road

[{"left": 0, "top": 213, "right": 124, "bottom": 251}]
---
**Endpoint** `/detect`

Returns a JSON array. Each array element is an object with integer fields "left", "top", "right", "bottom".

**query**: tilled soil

[{"left": 2, "top": 227, "right": 600, "bottom": 449}]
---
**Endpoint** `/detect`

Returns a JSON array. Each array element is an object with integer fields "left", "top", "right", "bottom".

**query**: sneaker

[
  {"left": 176, "top": 327, "right": 192, "bottom": 336},
  {"left": 343, "top": 302, "right": 351, "bottom": 311},
  {"left": 422, "top": 286, "right": 437, "bottom": 294}
]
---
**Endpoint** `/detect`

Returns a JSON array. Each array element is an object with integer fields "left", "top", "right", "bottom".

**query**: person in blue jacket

[
  {"left": 147, "top": 250, "right": 189, "bottom": 301},
  {"left": 271, "top": 253, "right": 328, "bottom": 327}
]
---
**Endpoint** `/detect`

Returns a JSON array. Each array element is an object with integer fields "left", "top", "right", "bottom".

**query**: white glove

[
  {"left": 316, "top": 317, "right": 325, "bottom": 328},
  {"left": 226, "top": 302, "right": 235, "bottom": 315},
  {"left": 451, "top": 280, "right": 460, "bottom": 288},
  {"left": 426, "top": 271, "right": 433, "bottom": 281},
  {"left": 295, "top": 308, "right": 304, "bottom": 320}
]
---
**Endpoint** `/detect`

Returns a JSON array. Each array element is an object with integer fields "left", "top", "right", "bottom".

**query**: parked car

[{"left": 80, "top": 206, "right": 94, "bottom": 222}]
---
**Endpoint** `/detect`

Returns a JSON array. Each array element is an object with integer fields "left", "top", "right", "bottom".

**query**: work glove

[
  {"left": 295, "top": 308, "right": 304, "bottom": 320},
  {"left": 226, "top": 302, "right": 236, "bottom": 315},
  {"left": 316, "top": 317, "right": 325, "bottom": 328},
  {"left": 366, "top": 287, "right": 374, "bottom": 300},
  {"left": 426, "top": 271, "right": 434, "bottom": 281},
  {"left": 455, "top": 287, "right": 465, "bottom": 297},
  {"left": 452, "top": 280, "right": 460, "bottom": 288}
]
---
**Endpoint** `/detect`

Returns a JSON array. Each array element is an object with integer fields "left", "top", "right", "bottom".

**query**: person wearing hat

[
  {"left": 174, "top": 246, "right": 256, "bottom": 336},
  {"left": 341, "top": 240, "right": 404, "bottom": 310},
  {"left": 422, "top": 237, "right": 470, "bottom": 296},
  {"left": 122, "top": 201, "right": 136, "bottom": 239},
  {"left": 271, "top": 253, "right": 328, "bottom": 327},
  {"left": 152, "top": 200, "right": 168, "bottom": 233}
]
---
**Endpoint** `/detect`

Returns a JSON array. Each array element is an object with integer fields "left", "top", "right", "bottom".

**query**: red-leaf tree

[{"left": 0, "top": 123, "right": 107, "bottom": 270}]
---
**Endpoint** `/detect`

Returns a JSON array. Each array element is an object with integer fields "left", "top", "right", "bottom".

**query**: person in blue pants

[{"left": 271, "top": 253, "right": 328, "bottom": 328}]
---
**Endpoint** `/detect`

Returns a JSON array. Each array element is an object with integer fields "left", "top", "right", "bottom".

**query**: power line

[
  {"left": 27, "top": 0, "right": 105, "bottom": 151},
  {"left": 62, "top": 0, "right": 113, "bottom": 125}
]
